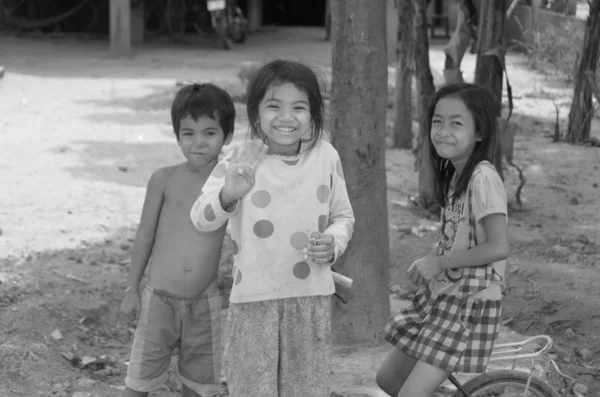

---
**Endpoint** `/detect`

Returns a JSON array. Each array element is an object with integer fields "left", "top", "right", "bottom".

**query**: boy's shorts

[{"left": 125, "top": 285, "right": 222, "bottom": 395}]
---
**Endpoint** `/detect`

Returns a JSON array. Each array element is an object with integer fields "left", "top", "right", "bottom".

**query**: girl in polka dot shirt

[{"left": 190, "top": 60, "right": 355, "bottom": 397}]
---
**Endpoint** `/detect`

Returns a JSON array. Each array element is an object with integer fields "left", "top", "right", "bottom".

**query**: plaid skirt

[{"left": 381, "top": 287, "right": 501, "bottom": 374}]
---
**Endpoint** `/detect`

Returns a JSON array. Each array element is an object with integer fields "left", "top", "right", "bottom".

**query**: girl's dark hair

[
  {"left": 246, "top": 60, "right": 325, "bottom": 152},
  {"left": 171, "top": 83, "right": 236, "bottom": 140},
  {"left": 426, "top": 83, "right": 502, "bottom": 207}
]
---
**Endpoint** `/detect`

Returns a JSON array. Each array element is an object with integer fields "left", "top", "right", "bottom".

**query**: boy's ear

[{"left": 475, "top": 134, "right": 483, "bottom": 142}]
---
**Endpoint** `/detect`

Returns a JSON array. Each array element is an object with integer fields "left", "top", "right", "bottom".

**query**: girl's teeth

[{"left": 276, "top": 127, "right": 294, "bottom": 132}]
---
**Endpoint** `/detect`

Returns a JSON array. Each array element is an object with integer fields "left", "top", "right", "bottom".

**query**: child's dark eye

[
  {"left": 294, "top": 107, "right": 307, "bottom": 111},
  {"left": 432, "top": 119, "right": 442, "bottom": 124},
  {"left": 268, "top": 105, "right": 279, "bottom": 109}
]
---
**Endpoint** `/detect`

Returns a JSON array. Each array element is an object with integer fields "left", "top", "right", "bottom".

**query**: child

[
  {"left": 120, "top": 83, "right": 236, "bottom": 397},
  {"left": 376, "top": 83, "right": 509, "bottom": 397},
  {"left": 190, "top": 59, "right": 355, "bottom": 397}
]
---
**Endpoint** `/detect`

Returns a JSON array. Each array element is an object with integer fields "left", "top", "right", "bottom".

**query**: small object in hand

[{"left": 332, "top": 271, "right": 353, "bottom": 304}]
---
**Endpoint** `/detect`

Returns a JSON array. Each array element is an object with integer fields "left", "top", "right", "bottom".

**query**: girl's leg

[
  {"left": 180, "top": 384, "right": 200, "bottom": 397},
  {"left": 122, "top": 387, "right": 148, "bottom": 397},
  {"left": 279, "top": 295, "right": 333, "bottom": 397},
  {"left": 225, "top": 301, "right": 279, "bottom": 397},
  {"left": 397, "top": 360, "right": 450, "bottom": 397},
  {"left": 375, "top": 346, "right": 418, "bottom": 396}
]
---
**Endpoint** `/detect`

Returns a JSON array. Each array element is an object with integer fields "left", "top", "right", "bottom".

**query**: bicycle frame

[{"left": 447, "top": 335, "right": 554, "bottom": 397}]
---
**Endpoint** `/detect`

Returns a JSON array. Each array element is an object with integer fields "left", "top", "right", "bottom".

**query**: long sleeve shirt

[{"left": 190, "top": 140, "right": 355, "bottom": 304}]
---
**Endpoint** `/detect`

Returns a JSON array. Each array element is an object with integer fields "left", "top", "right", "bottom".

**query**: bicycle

[
  {"left": 333, "top": 277, "right": 562, "bottom": 396},
  {"left": 163, "top": 0, "right": 248, "bottom": 49},
  {"left": 447, "top": 335, "right": 561, "bottom": 397}
]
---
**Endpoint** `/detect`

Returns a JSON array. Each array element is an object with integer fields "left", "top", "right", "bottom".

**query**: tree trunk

[
  {"left": 473, "top": 0, "right": 505, "bottom": 178},
  {"left": 330, "top": 0, "right": 390, "bottom": 343},
  {"left": 414, "top": 0, "right": 437, "bottom": 212},
  {"left": 442, "top": 3, "right": 474, "bottom": 84},
  {"left": 109, "top": 0, "right": 132, "bottom": 57},
  {"left": 324, "top": 0, "right": 332, "bottom": 41},
  {"left": 567, "top": 0, "right": 600, "bottom": 143},
  {"left": 474, "top": 0, "right": 505, "bottom": 117},
  {"left": 393, "top": 0, "right": 415, "bottom": 149}
]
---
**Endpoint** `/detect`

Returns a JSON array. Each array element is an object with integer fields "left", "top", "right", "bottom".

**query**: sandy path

[
  {"left": 0, "top": 27, "right": 579, "bottom": 259},
  {"left": 0, "top": 28, "right": 333, "bottom": 258}
]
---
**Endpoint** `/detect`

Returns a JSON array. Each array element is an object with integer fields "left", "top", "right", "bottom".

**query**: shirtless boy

[{"left": 120, "top": 83, "right": 235, "bottom": 397}]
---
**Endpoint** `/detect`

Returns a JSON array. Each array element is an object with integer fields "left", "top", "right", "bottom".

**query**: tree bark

[
  {"left": 567, "top": 0, "right": 600, "bottom": 143},
  {"left": 473, "top": 0, "right": 506, "bottom": 178},
  {"left": 393, "top": 0, "right": 415, "bottom": 149},
  {"left": 474, "top": 0, "right": 506, "bottom": 117},
  {"left": 330, "top": 0, "right": 390, "bottom": 343},
  {"left": 414, "top": 0, "right": 437, "bottom": 212},
  {"left": 442, "top": 3, "right": 474, "bottom": 84}
]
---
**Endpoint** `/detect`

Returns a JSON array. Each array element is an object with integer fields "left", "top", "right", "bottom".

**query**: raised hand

[{"left": 221, "top": 140, "right": 269, "bottom": 204}]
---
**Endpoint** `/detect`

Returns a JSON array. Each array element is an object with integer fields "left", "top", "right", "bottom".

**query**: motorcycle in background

[{"left": 164, "top": 0, "right": 248, "bottom": 49}]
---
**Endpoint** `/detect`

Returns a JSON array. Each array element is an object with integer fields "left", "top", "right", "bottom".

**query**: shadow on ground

[
  {"left": 80, "top": 82, "right": 247, "bottom": 127},
  {"left": 57, "top": 140, "right": 182, "bottom": 188}
]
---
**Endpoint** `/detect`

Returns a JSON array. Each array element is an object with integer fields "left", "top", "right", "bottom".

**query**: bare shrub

[{"left": 518, "top": 16, "right": 585, "bottom": 84}]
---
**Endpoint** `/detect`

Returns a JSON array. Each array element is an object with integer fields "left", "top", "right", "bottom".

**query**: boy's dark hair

[
  {"left": 246, "top": 59, "right": 325, "bottom": 152},
  {"left": 425, "top": 83, "right": 502, "bottom": 208},
  {"left": 171, "top": 83, "right": 236, "bottom": 140}
]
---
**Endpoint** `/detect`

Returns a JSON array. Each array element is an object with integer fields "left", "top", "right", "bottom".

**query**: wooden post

[
  {"left": 325, "top": 0, "right": 331, "bottom": 41},
  {"left": 247, "top": 0, "right": 263, "bottom": 33},
  {"left": 110, "top": 0, "right": 132, "bottom": 57},
  {"left": 131, "top": 0, "right": 145, "bottom": 45}
]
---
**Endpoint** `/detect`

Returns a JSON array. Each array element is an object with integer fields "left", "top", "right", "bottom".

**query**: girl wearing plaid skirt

[{"left": 376, "top": 83, "right": 509, "bottom": 397}]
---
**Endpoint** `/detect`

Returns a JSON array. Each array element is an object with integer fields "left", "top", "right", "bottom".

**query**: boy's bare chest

[{"left": 163, "top": 175, "right": 205, "bottom": 211}]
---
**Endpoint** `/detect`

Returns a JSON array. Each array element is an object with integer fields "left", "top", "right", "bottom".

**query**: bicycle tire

[{"left": 451, "top": 370, "right": 559, "bottom": 397}]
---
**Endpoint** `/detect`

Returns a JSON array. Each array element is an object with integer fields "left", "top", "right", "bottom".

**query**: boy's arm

[
  {"left": 127, "top": 169, "right": 167, "bottom": 292},
  {"left": 324, "top": 154, "right": 355, "bottom": 264},
  {"left": 190, "top": 159, "right": 238, "bottom": 231}
]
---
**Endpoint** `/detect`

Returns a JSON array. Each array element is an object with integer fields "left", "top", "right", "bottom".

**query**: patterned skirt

[{"left": 381, "top": 287, "right": 501, "bottom": 374}]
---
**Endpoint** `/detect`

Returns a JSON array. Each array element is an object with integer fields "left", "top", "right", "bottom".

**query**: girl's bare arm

[{"left": 441, "top": 213, "right": 509, "bottom": 270}]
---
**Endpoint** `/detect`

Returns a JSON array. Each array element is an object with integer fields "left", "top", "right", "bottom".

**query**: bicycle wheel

[{"left": 451, "top": 370, "right": 559, "bottom": 397}]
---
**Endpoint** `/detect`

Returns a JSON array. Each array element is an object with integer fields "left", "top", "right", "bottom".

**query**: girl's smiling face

[
  {"left": 258, "top": 82, "right": 312, "bottom": 156},
  {"left": 430, "top": 96, "right": 481, "bottom": 169}
]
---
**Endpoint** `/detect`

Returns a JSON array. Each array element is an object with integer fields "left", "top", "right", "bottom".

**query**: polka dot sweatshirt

[{"left": 190, "top": 140, "right": 355, "bottom": 304}]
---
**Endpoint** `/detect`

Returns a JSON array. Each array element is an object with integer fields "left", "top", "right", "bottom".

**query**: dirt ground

[{"left": 1, "top": 27, "right": 599, "bottom": 397}]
